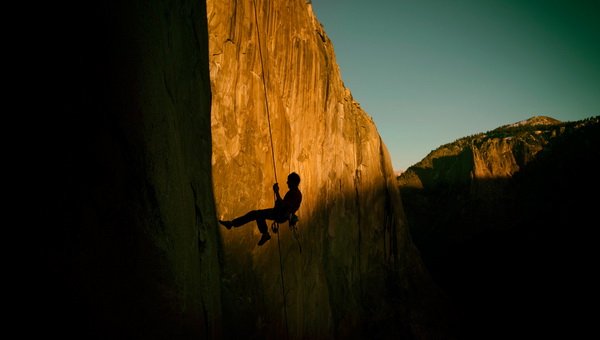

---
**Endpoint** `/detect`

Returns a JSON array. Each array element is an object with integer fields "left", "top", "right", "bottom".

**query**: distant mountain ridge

[
  {"left": 400, "top": 115, "right": 597, "bottom": 192},
  {"left": 397, "top": 115, "right": 600, "bottom": 339},
  {"left": 500, "top": 115, "right": 560, "bottom": 128}
]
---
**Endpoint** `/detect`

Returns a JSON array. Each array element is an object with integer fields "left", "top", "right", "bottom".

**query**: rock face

[
  {"left": 208, "top": 0, "right": 442, "bottom": 338},
  {"left": 398, "top": 115, "right": 594, "bottom": 242},
  {"left": 398, "top": 116, "right": 600, "bottom": 338},
  {"left": 34, "top": 0, "right": 446, "bottom": 337},
  {"left": 37, "top": 1, "right": 222, "bottom": 338}
]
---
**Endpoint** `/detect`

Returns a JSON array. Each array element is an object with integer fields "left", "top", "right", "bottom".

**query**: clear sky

[{"left": 311, "top": 0, "right": 600, "bottom": 171}]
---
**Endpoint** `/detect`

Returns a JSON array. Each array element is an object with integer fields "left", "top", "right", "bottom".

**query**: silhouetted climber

[{"left": 219, "top": 172, "right": 302, "bottom": 246}]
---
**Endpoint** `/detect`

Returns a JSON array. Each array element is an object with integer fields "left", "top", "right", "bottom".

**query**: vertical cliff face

[
  {"left": 38, "top": 1, "right": 222, "bottom": 338},
  {"left": 207, "top": 0, "right": 440, "bottom": 338},
  {"left": 398, "top": 117, "right": 578, "bottom": 250}
]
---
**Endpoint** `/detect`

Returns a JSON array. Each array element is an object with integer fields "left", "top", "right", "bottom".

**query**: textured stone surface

[
  {"left": 207, "top": 0, "right": 441, "bottom": 338},
  {"left": 37, "top": 1, "right": 222, "bottom": 338},
  {"left": 398, "top": 116, "right": 569, "bottom": 243},
  {"left": 398, "top": 116, "right": 567, "bottom": 204}
]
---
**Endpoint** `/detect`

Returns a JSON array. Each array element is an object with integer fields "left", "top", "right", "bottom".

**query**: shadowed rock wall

[
  {"left": 207, "top": 0, "right": 444, "bottom": 338},
  {"left": 37, "top": 1, "right": 222, "bottom": 338}
]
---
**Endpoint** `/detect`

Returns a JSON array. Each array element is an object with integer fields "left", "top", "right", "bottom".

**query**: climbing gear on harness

[{"left": 270, "top": 213, "right": 302, "bottom": 253}]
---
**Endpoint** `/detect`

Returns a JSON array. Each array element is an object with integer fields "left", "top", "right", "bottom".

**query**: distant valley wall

[{"left": 398, "top": 116, "right": 600, "bottom": 339}]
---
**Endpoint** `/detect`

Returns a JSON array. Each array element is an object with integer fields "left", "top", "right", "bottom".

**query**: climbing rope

[
  {"left": 252, "top": 0, "right": 278, "bottom": 183},
  {"left": 252, "top": 0, "right": 289, "bottom": 337}
]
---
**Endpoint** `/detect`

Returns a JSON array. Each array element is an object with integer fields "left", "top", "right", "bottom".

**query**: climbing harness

[{"left": 271, "top": 214, "right": 302, "bottom": 253}]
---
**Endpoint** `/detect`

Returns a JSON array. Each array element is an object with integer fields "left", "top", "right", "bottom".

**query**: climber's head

[{"left": 287, "top": 172, "right": 301, "bottom": 188}]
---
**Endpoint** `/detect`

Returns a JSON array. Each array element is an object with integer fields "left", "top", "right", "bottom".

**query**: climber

[{"left": 219, "top": 172, "right": 302, "bottom": 246}]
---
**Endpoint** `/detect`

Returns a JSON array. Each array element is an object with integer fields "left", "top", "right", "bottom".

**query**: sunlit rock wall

[{"left": 208, "top": 0, "right": 437, "bottom": 338}]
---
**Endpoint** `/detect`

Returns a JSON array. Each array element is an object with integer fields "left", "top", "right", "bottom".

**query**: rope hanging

[
  {"left": 252, "top": 0, "right": 289, "bottom": 337},
  {"left": 252, "top": 0, "right": 278, "bottom": 184}
]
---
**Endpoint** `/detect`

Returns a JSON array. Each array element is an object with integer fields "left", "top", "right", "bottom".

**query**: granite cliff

[
  {"left": 33, "top": 0, "right": 447, "bottom": 338},
  {"left": 398, "top": 115, "right": 600, "bottom": 338},
  {"left": 37, "top": 1, "right": 222, "bottom": 338},
  {"left": 208, "top": 0, "right": 444, "bottom": 338}
]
